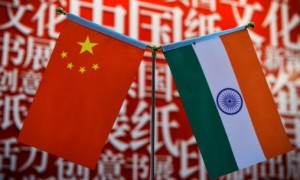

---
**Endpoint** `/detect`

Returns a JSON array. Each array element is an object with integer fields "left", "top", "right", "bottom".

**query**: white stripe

[{"left": 192, "top": 37, "right": 266, "bottom": 169}]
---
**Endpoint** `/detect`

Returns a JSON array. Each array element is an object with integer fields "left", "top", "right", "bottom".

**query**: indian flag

[{"left": 163, "top": 28, "right": 293, "bottom": 178}]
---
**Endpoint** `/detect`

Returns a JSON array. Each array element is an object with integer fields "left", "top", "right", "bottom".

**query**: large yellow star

[{"left": 78, "top": 36, "right": 98, "bottom": 54}]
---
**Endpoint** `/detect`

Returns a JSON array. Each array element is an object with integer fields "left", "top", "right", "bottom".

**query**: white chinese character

[
  {"left": 32, "top": 0, "right": 67, "bottom": 38},
  {"left": 138, "top": 61, "right": 174, "bottom": 102},
  {"left": 70, "top": 0, "right": 126, "bottom": 33},
  {"left": 221, "top": 0, "right": 265, "bottom": 45},
  {"left": 0, "top": 0, "right": 33, "bottom": 34},
  {"left": 180, "top": 136, "right": 199, "bottom": 178},
  {"left": 244, "top": 165, "right": 258, "bottom": 180},
  {"left": 156, "top": 63, "right": 174, "bottom": 102},
  {"left": 23, "top": 36, "right": 55, "bottom": 71},
  {"left": 282, "top": 117, "right": 299, "bottom": 147},
  {"left": 193, "top": 0, "right": 216, "bottom": 11},
  {"left": 130, "top": 100, "right": 150, "bottom": 151},
  {"left": 287, "top": 151, "right": 300, "bottom": 179},
  {"left": 221, "top": 0, "right": 263, "bottom": 23},
  {"left": 0, "top": 32, "right": 25, "bottom": 67},
  {"left": 266, "top": 71, "right": 300, "bottom": 116},
  {"left": 184, "top": 9, "right": 221, "bottom": 39},
  {"left": 125, "top": 153, "right": 149, "bottom": 180},
  {"left": 279, "top": 0, "right": 300, "bottom": 50},
  {"left": 264, "top": 46, "right": 285, "bottom": 71},
  {"left": 155, "top": 155, "right": 175, "bottom": 180},
  {"left": 20, "top": 70, "right": 42, "bottom": 96},
  {"left": 56, "top": 158, "right": 90, "bottom": 180},
  {"left": 0, "top": 137, "right": 19, "bottom": 172},
  {"left": 108, "top": 100, "right": 130, "bottom": 152},
  {"left": 262, "top": 0, "right": 300, "bottom": 50},
  {"left": 0, "top": 67, "right": 18, "bottom": 96},
  {"left": 154, "top": 103, "right": 179, "bottom": 156},
  {"left": 18, "top": 147, "right": 48, "bottom": 173},
  {"left": 96, "top": 150, "right": 125, "bottom": 180},
  {"left": 165, "top": 0, "right": 216, "bottom": 11},
  {"left": 225, "top": 170, "right": 246, "bottom": 179},
  {"left": 259, "top": 156, "right": 285, "bottom": 179},
  {"left": 0, "top": 94, "right": 28, "bottom": 130},
  {"left": 138, "top": 61, "right": 152, "bottom": 100},
  {"left": 130, "top": 0, "right": 183, "bottom": 44},
  {"left": 285, "top": 49, "right": 300, "bottom": 74}
]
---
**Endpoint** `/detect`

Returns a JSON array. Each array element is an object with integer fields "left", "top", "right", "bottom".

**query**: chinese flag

[{"left": 18, "top": 14, "right": 147, "bottom": 168}]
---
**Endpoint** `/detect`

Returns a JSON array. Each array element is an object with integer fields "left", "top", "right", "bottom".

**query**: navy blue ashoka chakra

[{"left": 216, "top": 88, "right": 243, "bottom": 115}]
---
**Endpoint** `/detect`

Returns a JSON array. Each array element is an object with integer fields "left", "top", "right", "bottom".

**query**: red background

[{"left": 0, "top": 0, "right": 300, "bottom": 179}]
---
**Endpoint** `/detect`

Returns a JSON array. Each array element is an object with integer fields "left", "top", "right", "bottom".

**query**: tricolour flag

[
  {"left": 18, "top": 13, "right": 147, "bottom": 168},
  {"left": 162, "top": 27, "right": 293, "bottom": 178}
]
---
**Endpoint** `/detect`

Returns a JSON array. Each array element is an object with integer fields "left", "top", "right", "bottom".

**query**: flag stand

[{"left": 55, "top": 8, "right": 255, "bottom": 180}]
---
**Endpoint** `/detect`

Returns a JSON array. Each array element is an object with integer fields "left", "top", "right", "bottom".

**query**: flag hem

[
  {"left": 162, "top": 25, "right": 246, "bottom": 52},
  {"left": 67, "top": 13, "right": 147, "bottom": 50}
]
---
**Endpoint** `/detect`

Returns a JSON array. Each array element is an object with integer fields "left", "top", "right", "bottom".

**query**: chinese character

[
  {"left": 0, "top": 1, "right": 33, "bottom": 34},
  {"left": 129, "top": 0, "right": 183, "bottom": 44},
  {"left": 96, "top": 150, "right": 125, "bottom": 179},
  {"left": 0, "top": 32, "right": 25, "bottom": 67}
]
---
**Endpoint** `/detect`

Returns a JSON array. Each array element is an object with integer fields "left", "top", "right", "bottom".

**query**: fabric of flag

[
  {"left": 162, "top": 28, "right": 293, "bottom": 178},
  {"left": 18, "top": 13, "right": 147, "bottom": 169}
]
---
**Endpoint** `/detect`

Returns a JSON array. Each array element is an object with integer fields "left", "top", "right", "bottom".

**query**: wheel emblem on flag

[{"left": 216, "top": 88, "right": 243, "bottom": 115}]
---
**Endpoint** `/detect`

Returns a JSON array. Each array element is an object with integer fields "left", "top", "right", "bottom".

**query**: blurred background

[{"left": 0, "top": 0, "right": 300, "bottom": 179}]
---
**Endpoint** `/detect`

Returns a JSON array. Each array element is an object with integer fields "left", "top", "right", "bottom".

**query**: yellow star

[
  {"left": 79, "top": 67, "right": 86, "bottom": 74},
  {"left": 92, "top": 64, "right": 99, "bottom": 70},
  {"left": 67, "top": 62, "right": 74, "bottom": 69},
  {"left": 61, "top": 51, "right": 68, "bottom": 58},
  {"left": 78, "top": 36, "right": 98, "bottom": 54}
]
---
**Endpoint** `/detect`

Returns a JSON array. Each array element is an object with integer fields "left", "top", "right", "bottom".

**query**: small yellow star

[
  {"left": 67, "top": 62, "right": 74, "bottom": 69},
  {"left": 78, "top": 36, "right": 98, "bottom": 54},
  {"left": 92, "top": 64, "right": 99, "bottom": 70},
  {"left": 79, "top": 67, "right": 86, "bottom": 74},
  {"left": 61, "top": 51, "right": 68, "bottom": 58}
]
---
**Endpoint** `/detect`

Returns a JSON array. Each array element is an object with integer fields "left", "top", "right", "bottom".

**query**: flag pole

[{"left": 147, "top": 45, "right": 162, "bottom": 180}]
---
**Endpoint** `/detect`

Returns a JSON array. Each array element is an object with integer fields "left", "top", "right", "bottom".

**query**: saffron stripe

[{"left": 220, "top": 30, "right": 293, "bottom": 158}]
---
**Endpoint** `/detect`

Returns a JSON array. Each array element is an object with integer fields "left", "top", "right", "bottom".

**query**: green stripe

[{"left": 164, "top": 45, "right": 238, "bottom": 178}]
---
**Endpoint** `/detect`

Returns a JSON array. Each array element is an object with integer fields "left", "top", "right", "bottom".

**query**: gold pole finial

[
  {"left": 147, "top": 45, "right": 162, "bottom": 58},
  {"left": 246, "top": 22, "right": 255, "bottom": 29},
  {"left": 56, "top": 8, "right": 67, "bottom": 15}
]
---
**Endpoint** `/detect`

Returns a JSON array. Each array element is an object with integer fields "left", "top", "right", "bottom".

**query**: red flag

[{"left": 18, "top": 14, "right": 147, "bottom": 168}]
